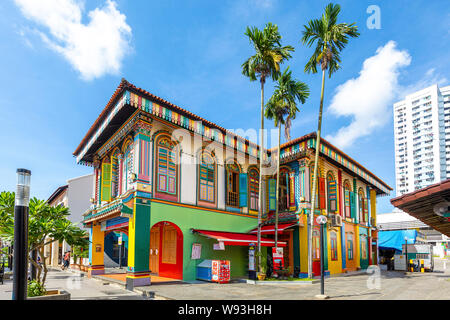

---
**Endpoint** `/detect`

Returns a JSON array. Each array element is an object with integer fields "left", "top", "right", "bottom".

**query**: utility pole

[{"left": 118, "top": 233, "right": 123, "bottom": 269}]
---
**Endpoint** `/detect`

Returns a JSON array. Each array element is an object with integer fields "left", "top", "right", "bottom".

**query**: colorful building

[{"left": 73, "top": 79, "right": 392, "bottom": 289}]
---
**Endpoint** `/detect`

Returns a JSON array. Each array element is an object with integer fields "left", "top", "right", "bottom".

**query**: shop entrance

[{"left": 149, "top": 221, "right": 183, "bottom": 280}]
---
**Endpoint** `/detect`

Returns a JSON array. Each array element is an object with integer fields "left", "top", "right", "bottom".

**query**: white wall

[{"left": 67, "top": 173, "right": 94, "bottom": 226}]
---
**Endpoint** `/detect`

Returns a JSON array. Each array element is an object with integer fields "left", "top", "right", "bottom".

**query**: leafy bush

[{"left": 27, "top": 280, "right": 46, "bottom": 297}]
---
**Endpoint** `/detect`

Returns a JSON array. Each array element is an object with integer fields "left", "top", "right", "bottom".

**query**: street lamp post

[
  {"left": 315, "top": 215, "right": 328, "bottom": 299},
  {"left": 404, "top": 237, "right": 408, "bottom": 272},
  {"left": 118, "top": 233, "right": 123, "bottom": 269},
  {"left": 12, "top": 169, "right": 31, "bottom": 300}
]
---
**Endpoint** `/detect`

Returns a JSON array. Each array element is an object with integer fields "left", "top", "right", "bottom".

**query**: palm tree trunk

[
  {"left": 275, "top": 122, "right": 281, "bottom": 248},
  {"left": 257, "top": 78, "right": 265, "bottom": 273},
  {"left": 308, "top": 68, "right": 326, "bottom": 279}
]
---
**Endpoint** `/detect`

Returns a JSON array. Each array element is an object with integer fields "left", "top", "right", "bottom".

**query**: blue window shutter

[
  {"left": 239, "top": 173, "right": 248, "bottom": 207},
  {"left": 269, "top": 178, "right": 276, "bottom": 211}
]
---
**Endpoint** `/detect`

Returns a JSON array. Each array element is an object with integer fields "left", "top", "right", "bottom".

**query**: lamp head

[{"left": 15, "top": 168, "right": 31, "bottom": 207}]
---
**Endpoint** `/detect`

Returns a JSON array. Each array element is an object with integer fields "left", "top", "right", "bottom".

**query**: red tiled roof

[
  {"left": 272, "top": 132, "right": 392, "bottom": 192},
  {"left": 73, "top": 78, "right": 260, "bottom": 156}
]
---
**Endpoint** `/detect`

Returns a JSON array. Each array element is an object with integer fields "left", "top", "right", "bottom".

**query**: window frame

[
  {"left": 154, "top": 135, "right": 179, "bottom": 202},
  {"left": 197, "top": 150, "right": 216, "bottom": 205}
]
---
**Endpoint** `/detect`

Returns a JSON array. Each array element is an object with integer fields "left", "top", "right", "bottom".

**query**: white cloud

[
  {"left": 325, "top": 41, "right": 411, "bottom": 149},
  {"left": 14, "top": 0, "right": 132, "bottom": 80}
]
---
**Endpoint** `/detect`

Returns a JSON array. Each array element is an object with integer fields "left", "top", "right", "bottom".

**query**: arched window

[
  {"left": 122, "top": 139, "right": 134, "bottom": 193},
  {"left": 327, "top": 171, "right": 337, "bottom": 213},
  {"left": 312, "top": 229, "right": 320, "bottom": 260},
  {"left": 226, "top": 161, "right": 240, "bottom": 207},
  {"left": 361, "top": 236, "right": 368, "bottom": 260},
  {"left": 111, "top": 149, "right": 120, "bottom": 198},
  {"left": 101, "top": 157, "right": 112, "bottom": 202},
  {"left": 155, "top": 135, "right": 178, "bottom": 201},
  {"left": 248, "top": 167, "right": 259, "bottom": 211},
  {"left": 198, "top": 150, "right": 216, "bottom": 204},
  {"left": 278, "top": 169, "right": 290, "bottom": 211},
  {"left": 344, "top": 180, "right": 351, "bottom": 218},
  {"left": 330, "top": 231, "right": 338, "bottom": 261},
  {"left": 346, "top": 232, "right": 354, "bottom": 260},
  {"left": 310, "top": 165, "right": 325, "bottom": 210},
  {"left": 358, "top": 188, "right": 366, "bottom": 222}
]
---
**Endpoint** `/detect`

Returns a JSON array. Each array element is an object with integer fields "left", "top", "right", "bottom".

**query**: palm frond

[{"left": 301, "top": 2, "right": 359, "bottom": 75}]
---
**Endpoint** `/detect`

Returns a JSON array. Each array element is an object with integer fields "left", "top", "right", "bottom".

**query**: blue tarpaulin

[{"left": 378, "top": 230, "right": 417, "bottom": 252}]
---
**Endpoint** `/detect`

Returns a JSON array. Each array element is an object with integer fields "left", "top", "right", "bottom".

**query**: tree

[
  {"left": 265, "top": 68, "right": 309, "bottom": 248},
  {"left": 301, "top": 3, "right": 359, "bottom": 278},
  {"left": 242, "top": 22, "right": 294, "bottom": 273},
  {"left": 0, "top": 191, "right": 90, "bottom": 287}
]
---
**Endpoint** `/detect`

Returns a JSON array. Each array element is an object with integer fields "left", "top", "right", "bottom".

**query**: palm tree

[
  {"left": 242, "top": 23, "right": 294, "bottom": 273},
  {"left": 265, "top": 68, "right": 309, "bottom": 249},
  {"left": 301, "top": 3, "right": 359, "bottom": 279}
]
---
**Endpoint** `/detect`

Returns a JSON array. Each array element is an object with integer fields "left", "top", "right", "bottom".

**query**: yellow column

[
  {"left": 355, "top": 225, "right": 361, "bottom": 269},
  {"left": 299, "top": 215, "right": 309, "bottom": 274},
  {"left": 370, "top": 189, "right": 377, "bottom": 225},
  {"left": 88, "top": 222, "right": 105, "bottom": 277}
]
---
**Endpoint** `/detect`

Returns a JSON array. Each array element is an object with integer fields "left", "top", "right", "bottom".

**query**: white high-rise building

[{"left": 393, "top": 84, "right": 450, "bottom": 197}]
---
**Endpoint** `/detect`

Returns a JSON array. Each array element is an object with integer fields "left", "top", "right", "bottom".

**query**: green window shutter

[
  {"left": 239, "top": 173, "right": 248, "bottom": 207},
  {"left": 350, "top": 191, "right": 356, "bottom": 220},
  {"left": 101, "top": 163, "right": 112, "bottom": 202},
  {"left": 344, "top": 189, "right": 350, "bottom": 217},
  {"left": 364, "top": 198, "right": 369, "bottom": 222},
  {"left": 268, "top": 178, "right": 276, "bottom": 211}
]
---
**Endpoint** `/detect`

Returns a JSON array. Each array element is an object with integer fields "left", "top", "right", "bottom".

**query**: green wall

[{"left": 150, "top": 201, "right": 259, "bottom": 281}]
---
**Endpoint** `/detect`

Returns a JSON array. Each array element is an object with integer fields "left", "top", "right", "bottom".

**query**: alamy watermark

[
  {"left": 367, "top": 5, "right": 381, "bottom": 29},
  {"left": 366, "top": 265, "right": 381, "bottom": 289}
]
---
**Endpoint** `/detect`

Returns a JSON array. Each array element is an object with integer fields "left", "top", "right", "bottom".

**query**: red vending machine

[{"left": 211, "top": 260, "right": 230, "bottom": 283}]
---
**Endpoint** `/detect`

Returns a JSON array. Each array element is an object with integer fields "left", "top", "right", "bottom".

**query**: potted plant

[
  {"left": 255, "top": 252, "right": 267, "bottom": 281},
  {"left": 27, "top": 280, "right": 71, "bottom": 300}
]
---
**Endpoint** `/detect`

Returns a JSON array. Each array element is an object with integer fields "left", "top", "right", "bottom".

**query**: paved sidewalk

[
  {"left": 1, "top": 259, "right": 448, "bottom": 300},
  {"left": 134, "top": 258, "right": 450, "bottom": 300},
  {"left": 0, "top": 268, "right": 145, "bottom": 300}
]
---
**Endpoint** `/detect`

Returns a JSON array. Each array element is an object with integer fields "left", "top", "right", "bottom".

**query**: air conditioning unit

[{"left": 330, "top": 214, "right": 342, "bottom": 227}]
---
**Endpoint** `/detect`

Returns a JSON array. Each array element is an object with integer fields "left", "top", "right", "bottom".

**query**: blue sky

[{"left": 0, "top": 0, "right": 449, "bottom": 213}]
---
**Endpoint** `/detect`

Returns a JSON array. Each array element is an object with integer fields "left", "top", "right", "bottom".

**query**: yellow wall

[
  {"left": 127, "top": 200, "right": 137, "bottom": 269},
  {"left": 327, "top": 228, "right": 342, "bottom": 274},
  {"left": 91, "top": 223, "right": 104, "bottom": 266}
]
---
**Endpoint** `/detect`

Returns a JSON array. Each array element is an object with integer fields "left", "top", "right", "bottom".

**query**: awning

[
  {"left": 391, "top": 179, "right": 450, "bottom": 237},
  {"left": 192, "top": 229, "right": 287, "bottom": 247},
  {"left": 249, "top": 222, "right": 297, "bottom": 235}
]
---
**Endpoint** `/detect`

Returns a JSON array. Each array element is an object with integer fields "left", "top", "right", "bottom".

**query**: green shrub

[{"left": 27, "top": 280, "right": 46, "bottom": 297}]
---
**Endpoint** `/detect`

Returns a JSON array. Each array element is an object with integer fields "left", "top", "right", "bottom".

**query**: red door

[{"left": 153, "top": 222, "right": 183, "bottom": 280}]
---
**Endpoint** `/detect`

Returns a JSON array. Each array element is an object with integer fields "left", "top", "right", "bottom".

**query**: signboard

[
  {"left": 248, "top": 243, "right": 255, "bottom": 271},
  {"left": 211, "top": 260, "right": 219, "bottom": 281},
  {"left": 118, "top": 236, "right": 123, "bottom": 246},
  {"left": 394, "top": 254, "right": 406, "bottom": 271},
  {"left": 191, "top": 243, "right": 202, "bottom": 260},
  {"left": 272, "top": 247, "right": 284, "bottom": 270},
  {"left": 213, "top": 241, "right": 225, "bottom": 251}
]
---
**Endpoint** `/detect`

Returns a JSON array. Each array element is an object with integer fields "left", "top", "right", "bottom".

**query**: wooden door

[
  {"left": 149, "top": 227, "right": 160, "bottom": 274},
  {"left": 162, "top": 225, "right": 177, "bottom": 264}
]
